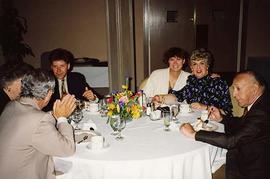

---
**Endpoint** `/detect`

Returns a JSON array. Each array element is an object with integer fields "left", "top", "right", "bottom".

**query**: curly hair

[
  {"left": 48, "top": 48, "right": 74, "bottom": 64},
  {"left": 189, "top": 48, "right": 214, "bottom": 68},
  {"left": 163, "top": 47, "right": 189, "bottom": 65},
  {"left": 21, "top": 69, "right": 55, "bottom": 100}
]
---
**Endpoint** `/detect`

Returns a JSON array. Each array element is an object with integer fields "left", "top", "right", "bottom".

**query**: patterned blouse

[{"left": 172, "top": 75, "right": 233, "bottom": 116}]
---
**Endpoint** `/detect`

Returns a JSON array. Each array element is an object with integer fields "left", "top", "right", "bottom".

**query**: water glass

[
  {"left": 170, "top": 104, "right": 180, "bottom": 123},
  {"left": 99, "top": 98, "right": 108, "bottom": 117},
  {"left": 110, "top": 115, "right": 126, "bottom": 140},
  {"left": 109, "top": 115, "right": 119, "bottom": 135},
  {"left": 162, "top": 111, "right": 171, "bottom": 131},
  {"left": 69, "top": 109, "right": 83, "bottom": 130}
]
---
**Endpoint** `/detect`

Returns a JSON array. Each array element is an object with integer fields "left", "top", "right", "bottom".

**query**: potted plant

[{"left": 0, "top": 0, "right": 34, "bottom": 65}]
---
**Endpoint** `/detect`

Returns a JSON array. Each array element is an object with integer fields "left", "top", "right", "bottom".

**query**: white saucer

[
  {"left": 84, "top": 110, "right": 100, "bottom": 115},
  {"left": 86, "top": 141, "right": 110, "bottom": 151},
  {"left": 191, "top": 121, "right": 218, "bottom": 132}
]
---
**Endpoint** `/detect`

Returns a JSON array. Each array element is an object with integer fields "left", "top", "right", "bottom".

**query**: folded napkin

[{"left": 77, "top": 121, "right": 97, "bottom": 131}]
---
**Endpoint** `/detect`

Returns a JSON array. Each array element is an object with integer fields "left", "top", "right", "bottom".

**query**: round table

[{"left": 55, "top": 110, "right": 226, "bottom": 179}]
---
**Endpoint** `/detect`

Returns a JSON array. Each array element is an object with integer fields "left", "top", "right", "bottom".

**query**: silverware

[{"left": 78, "top": 135, "right": 88, "bottom": 144}]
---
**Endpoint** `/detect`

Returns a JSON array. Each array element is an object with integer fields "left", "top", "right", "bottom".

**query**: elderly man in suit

[
  {"left": 43, "top": 48, "right": 98, "bottom": 112},
  {"left": 180, "top": 70, "right": 270, "bottom": 179},
  {"left": 0, "top": 69, "right": 76, "bottom": 179}
]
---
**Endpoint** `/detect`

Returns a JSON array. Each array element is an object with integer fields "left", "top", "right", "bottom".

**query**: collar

[
  {"left": 247, "top": 94, "right": 262, "bottom": 111},
  {"left": 19, "top": 97, "right": 40, "bottom": 110}
]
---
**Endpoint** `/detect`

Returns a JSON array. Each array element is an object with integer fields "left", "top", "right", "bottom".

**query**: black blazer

[
  {"left": 0, "top": 89, "right": 10, "bottom": 116},
  {"left": 43, "top": 72, "right": 97, "bottom": 112},
  {"left": 195, "top": 92, "right": 270, "bottom": 179}
]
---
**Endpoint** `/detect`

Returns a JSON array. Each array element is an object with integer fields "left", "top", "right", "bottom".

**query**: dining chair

[
  {"left": 139, "top": 77, "right": 148, "bottom": 90},
  {"left": 229, "top": 85, "right": 244, "bottom": 117}
]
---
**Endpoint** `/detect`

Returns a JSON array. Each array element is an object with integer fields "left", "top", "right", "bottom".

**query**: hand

[
  {"left": 191, "top": 102, "right": 207, "bottom": 110},
  {"left": 210, "top": 73, "right": 220, "bottom": 78},
  {"left": 83, "top": 87, "right": 96, "bottom": 101},
  {"left": 179, "top": 123, "right": 196, "bottom": 139},
  {"left": 208, "top": 106, "right": 223, "bottom": 122},
  {"left": 53, "top": 94, "right": 76, "bottom": 119},
  {"left": 152, "top": 95, "right": 161, "bottom": 102}
]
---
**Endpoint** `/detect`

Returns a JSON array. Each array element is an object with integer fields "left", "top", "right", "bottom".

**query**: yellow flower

[
  {"left": 122, "top": 85, "right": 128, "bottom": 90},
  {"left": 132, "top": 111, "right": 141, "bottom": 119},
  {"left": 107, "top": 110, "right": 113, "bottom": 117},
  {"left": 116, "top": 104, "right": 120, "bottom": 113},
  {"left": 108, "top": 103, "right": 115, "bottom": 110}
]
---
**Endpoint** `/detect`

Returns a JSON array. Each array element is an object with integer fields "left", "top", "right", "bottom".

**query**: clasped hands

[{"left": 53, "top": 94, "right": 76, "bottom": 119}]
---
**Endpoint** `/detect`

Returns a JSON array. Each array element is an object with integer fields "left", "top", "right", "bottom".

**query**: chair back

[
  {"left": 229, "top": 85, "right": 244, "bottom": 117},
  {"left": 139, "top": 77, "right": 148, "bottom": 90}
]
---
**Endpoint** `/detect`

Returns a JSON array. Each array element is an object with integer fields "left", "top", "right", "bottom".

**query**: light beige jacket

[{"left": 0, "top": 97, "right": 75, "bottom": 179}]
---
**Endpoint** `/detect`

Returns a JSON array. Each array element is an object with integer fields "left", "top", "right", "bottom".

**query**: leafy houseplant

[{"left": 0, "top": 0, "right": 34, "bottom": 65}]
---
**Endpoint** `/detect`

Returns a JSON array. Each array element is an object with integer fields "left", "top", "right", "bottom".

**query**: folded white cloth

[{"left": 77, "top": 121, "right": 97, "bottom": 130}]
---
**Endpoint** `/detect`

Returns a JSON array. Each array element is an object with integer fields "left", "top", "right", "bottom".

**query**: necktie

[
  {"left": 61, "top": 79, "right": 67, "bottom": 98},
  {"left": 242, "top": 107, "right": 248, "bottom": 118}
]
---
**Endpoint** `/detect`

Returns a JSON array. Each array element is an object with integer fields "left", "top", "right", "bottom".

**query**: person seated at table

[
  {"left": 180, "top": 70, "right": 270, "bottom": 179},
  {"left": 152, "top": 48, "right": 232, "bottom": 116},
  {"left": 0, "top": 62, "right": 33, "bottom": 115},
  {"left": 43, "top": 48, "right": 99, "bottom": 112},
  {"left": 142, "top": 47, "right": 190, "bottom": 97},
  {"left": 0, "top": 69, "right": 76, "bottom": 179}
]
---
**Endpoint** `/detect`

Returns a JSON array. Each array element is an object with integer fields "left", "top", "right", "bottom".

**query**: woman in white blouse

[{"left": 142, "top": 47, "right": 190, "bottom": 97}]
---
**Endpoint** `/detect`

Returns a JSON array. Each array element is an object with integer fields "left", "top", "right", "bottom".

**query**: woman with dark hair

[
  {"left": 153, "top": 48, "right": 232, "bottom": 116},
  {"left": 142, "top": 47, "right": 190, "bottom": 97}
]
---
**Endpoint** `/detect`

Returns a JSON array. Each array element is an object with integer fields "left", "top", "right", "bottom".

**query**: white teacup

[
  {"left": 86, "top": 102, "right": 98, "bottom": 113},
  {"left": 150, "top": 110, "right": 161, "bottom": 120},
  {"left": 200, "top": 110, "right": 209, "bottom": 121},
  {"left": 90, "top": 136, "right": 104, "bottom": 150},
  {"left": 180, "top": 104, "right": 191, "bottom": 113}
]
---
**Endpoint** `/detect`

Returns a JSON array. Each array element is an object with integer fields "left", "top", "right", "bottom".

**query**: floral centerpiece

[{"left": 106, "top": 85, "right": 143, "bottom": 121}]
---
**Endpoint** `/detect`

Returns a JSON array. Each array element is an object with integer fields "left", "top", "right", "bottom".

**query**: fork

[{"left": 78, "top": 135, "right": 88, "bottom": 144}]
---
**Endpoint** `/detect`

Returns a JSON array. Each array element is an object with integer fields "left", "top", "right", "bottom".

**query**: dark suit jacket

[
  {"left": 0, "top": 89, "right": 10, "bottom": 116},
  {"left": 43, "top": 72, "right": 94, "bottom": 112},
  {"left": 195, "top": 91, "right": 270, "bottom": 179}
]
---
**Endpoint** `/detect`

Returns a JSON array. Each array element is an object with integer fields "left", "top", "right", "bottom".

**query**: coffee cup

[
  {"left": 200, "top": 110, "right": 208, "bottom": 121},
  {"left": 90, "top": 136, "right": 104, "bottom": 150},
  {"left": 180, "top": 104, "right": 191, "bottom": 113},
  {"left": 150, "top": 110, "right": 161, "bottom": 120},
  {"left": 89, "top": 103, "right": 98, "bottom": 113}
]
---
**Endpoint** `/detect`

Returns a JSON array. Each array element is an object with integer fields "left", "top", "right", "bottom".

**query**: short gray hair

[{"left": 21, "top": 69, "right": 55, "bottom": 100}]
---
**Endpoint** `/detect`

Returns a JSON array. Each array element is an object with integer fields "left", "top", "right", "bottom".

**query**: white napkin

[{"left": 77, "top": 121, "right": 97, "bottom": 130}]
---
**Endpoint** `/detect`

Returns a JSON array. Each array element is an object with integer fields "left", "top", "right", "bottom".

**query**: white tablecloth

[{"left": 55, "top": 110, "right": 226, "bottom": 179}]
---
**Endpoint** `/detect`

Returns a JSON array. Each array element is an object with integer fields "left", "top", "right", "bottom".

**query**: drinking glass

[
  {"left": 109, "top": 115, "right": 119, "bottom": 135},
  {"left": 76, "top": 100, "right": 85, "bottom": 110},
  {"left": 99, "top": 98, "right": 108, "bottom": 117},
  {"left": 162, "top": 111, "right": 171, "bottom": 131},
  {"left": 170, "top": 104, "right": 180, "bottom": 123},
  {"left": 115, "top": 117, "right": 126, "bottom": 140},
  {"left": 69, "top": 109, "right": 83, "bottom": 130},
  {"left": 110, "top": 115, "right": 126, "bottom": 140}
]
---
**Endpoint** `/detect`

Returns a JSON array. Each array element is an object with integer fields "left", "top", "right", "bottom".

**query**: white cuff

[{"left": 57, "top": 117, "right": 68, "bottom": 128}]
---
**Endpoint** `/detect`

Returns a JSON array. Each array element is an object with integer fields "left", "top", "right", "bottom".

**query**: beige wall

[
  {"left": 134, "top": 0, "right": 144, "bottom": 87},
  {"left": 246, "top": 0, "right": 270, "bottom": 60},
  {"left": 12, "top": 0, "right": 107, "bottom": 67}
]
